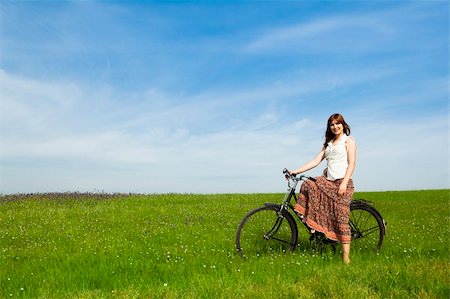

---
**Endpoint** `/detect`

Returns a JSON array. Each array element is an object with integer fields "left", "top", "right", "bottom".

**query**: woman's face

[{"left": 330, "top": 120, "right": 343, "bottom": 136}]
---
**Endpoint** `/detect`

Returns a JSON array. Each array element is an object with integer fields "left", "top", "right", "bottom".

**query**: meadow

[{"left": 1, "top": 190, "right": 449, "bottom": 298}]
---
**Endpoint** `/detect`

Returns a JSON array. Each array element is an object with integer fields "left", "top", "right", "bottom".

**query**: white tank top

[{"left": 324, "top": 135, "right": 352, "bottom": 180}]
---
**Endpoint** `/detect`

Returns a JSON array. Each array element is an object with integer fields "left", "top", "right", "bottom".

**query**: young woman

[{"left": 289, "top": 113, "right": 356, "bottom": 264}]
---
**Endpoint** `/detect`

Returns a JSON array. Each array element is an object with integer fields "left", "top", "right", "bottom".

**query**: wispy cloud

[{"left": 244, "top": 3, "right": 445, "bottom": 54}]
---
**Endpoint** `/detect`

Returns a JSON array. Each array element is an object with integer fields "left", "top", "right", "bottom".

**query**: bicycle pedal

[
  {"left": 309, "top": 232, "right": 325, "bottom": 242},
  {"left": 309, "top": 232, "right": 336, "bottom": 245}
]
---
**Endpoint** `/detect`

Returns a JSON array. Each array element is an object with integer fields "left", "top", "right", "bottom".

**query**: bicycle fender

[
  {"left": 263, "top": 203, "right": 282, "bottom": 209},
  {"left": 351, "top": 200, "right": 383, "bottom": 218}
]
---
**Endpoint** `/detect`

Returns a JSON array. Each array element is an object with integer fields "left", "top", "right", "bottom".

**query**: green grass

[{"left": 1, "top": 190, "right": 449, "bottom": 298}]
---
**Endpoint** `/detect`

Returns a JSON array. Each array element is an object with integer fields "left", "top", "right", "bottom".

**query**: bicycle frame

[{"left": 263, "top": 171, "right": 311, "bottom": 239}]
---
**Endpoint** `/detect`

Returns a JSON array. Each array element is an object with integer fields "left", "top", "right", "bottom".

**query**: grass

[{"left": 0, "top": 190, "right": 449, "bottom": 298}]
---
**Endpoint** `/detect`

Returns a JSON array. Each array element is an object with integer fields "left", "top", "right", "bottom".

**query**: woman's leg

[{"left": 342, "top": 243, "right": 351, "bottom": 264}]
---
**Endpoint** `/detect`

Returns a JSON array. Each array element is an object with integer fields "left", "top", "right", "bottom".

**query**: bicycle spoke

[
  {"left": 357, "top": 225, "right": 380, "bottom": 236},
  {"left": 264, "top": 217, "right": 283, "bottom": 239},
  {"left": 270, "top": 236, "right": 293, "bottom": 245}
]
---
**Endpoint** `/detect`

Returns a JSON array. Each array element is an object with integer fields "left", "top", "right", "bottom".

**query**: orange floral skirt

[{"left": 294, "top": 176, "right": 354, "bottom": 244}]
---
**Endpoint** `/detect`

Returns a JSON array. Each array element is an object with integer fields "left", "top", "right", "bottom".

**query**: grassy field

[{"left": 1, "top": 190, "right": 449, "bottom": 298}]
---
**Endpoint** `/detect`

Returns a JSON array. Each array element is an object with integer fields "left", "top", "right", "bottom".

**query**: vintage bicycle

[{"left": 235, "top": 169, "right": 386, "bottom": 258}]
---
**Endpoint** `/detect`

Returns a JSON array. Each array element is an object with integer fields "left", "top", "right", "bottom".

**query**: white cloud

[
  {"left": 1, "top": 65, "right": 448, "bottom": 194},
  {"left": 354, "top": 115, "right": 449, "bottom": 191}
]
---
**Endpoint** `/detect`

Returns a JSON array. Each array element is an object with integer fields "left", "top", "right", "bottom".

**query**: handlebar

[{"left": 283, "top": 168, "right": 316, "bottom": 182}]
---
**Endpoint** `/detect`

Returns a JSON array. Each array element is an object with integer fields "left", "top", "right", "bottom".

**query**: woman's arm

[
  {"left": 290, "top": 147, "right": 326, "bottom": 175},
  {"left": 338, "top": 137, "right": 356, "bottom": 195}
]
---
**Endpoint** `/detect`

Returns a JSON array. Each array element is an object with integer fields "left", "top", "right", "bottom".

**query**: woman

[{"left": 289, "top": 113, "right": 356, "bottom": 264}]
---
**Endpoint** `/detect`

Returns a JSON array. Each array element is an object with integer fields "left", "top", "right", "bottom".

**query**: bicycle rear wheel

[
  {"left": 236, "top": 204, "right": 298, "bottom": 258},
  {"left": 350, "top": 201, "right": 385, "bottom": 252}
]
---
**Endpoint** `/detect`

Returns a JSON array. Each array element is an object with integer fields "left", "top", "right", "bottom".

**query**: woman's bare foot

[
  {"left": 343, "top": 256, "right": 351, "bottom": 265},
  {"left": 342, "top": 243, "right": 351, "bottom": 265}
]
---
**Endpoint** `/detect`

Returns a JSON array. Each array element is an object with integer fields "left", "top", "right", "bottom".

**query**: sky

[{"left": 0, "top": 0, "right": 448, "bottom": 194}]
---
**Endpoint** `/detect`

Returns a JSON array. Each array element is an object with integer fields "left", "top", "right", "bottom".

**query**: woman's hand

[
  {"left": 338, "top": 181, "right": 347, "bottom": 196},
  {"left": 285, "top": 170, "right": 297, "bottom": 180}
]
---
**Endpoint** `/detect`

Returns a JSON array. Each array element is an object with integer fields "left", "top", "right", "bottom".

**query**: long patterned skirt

[{"left": 294, "top": 176, "right": 354, "bottom": 244}]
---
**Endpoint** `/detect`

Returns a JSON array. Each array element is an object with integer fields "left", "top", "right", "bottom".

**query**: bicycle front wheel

[
  {"left": 350, "top": 201, "right": 385, "bottom": 252},
  {"left": 236, "top": 204, "right": 298, "bottom": 258}
]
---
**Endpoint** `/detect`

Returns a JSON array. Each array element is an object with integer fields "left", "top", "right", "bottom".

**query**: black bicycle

[{"left": 235, "top": 169, "right": 386, "bottom": 258}]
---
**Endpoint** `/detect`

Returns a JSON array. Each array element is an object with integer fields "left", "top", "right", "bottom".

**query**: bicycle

[{"left": 235, "top": 169, "right": 387, "bottom": 258}]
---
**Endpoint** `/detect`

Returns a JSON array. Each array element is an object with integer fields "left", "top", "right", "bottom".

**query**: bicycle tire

[
  {"left": 350, "top": 201, "right": 385, "bottom": 252},
  {"left": 236, "top": 204, "right": 298, "bottom": 258}
]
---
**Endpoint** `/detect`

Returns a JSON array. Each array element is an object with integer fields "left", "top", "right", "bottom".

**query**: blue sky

[{"left": 0, "top": 1, "right": 448, "bottom": 194}]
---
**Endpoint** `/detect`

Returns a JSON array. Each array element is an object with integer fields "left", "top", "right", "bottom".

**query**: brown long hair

[{"left": 324, "top": 113, "right": 351, "bottom": 147}]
